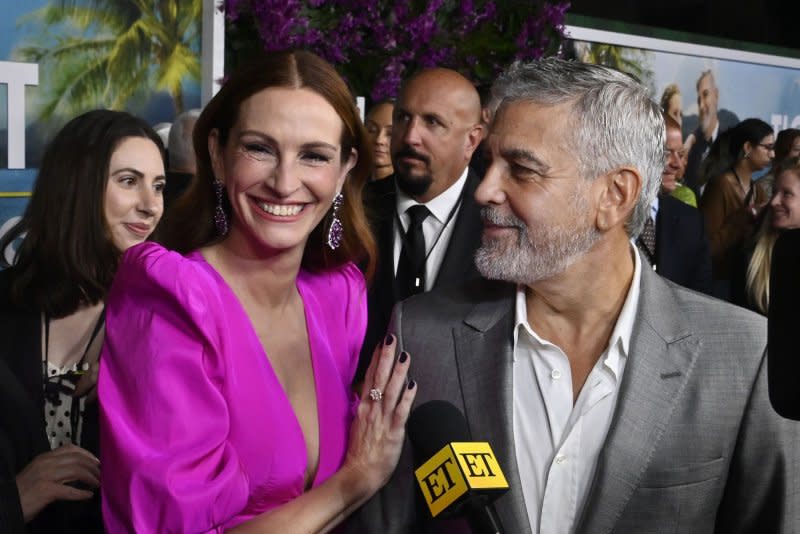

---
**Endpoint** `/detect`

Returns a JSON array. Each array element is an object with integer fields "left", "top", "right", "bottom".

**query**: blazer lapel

[
  {"left": 575, "top": 267, "right": 702, "bottom": 534},
  {"left": 453, "top": 284, "right": 532, "bottom": 534},
  {"left": 433, "top": 169, "right": 483, "bottom": 289}
]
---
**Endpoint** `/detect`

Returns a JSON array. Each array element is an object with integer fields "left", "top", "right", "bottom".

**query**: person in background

[
  {"left": 699, "top": 118, "right": 773, "bottom": 298},
  {"left": 758, "top": 128, "right": 800, "bottom": 197},
  {"left": 683, "top": 70, "right": 740, "bottom": 196},
  {"left": 659, "top": 83, "right": 683, "bottom": 128},
  {"left": 365, "top": 100, "right": 394, "bottom": 181},
  {"left": 732, "top": 157, "right": 800, "bottom": 313},
  {"left": 636, "top": 113, "right": 712, "bottom": 294},
  {"left": 163, "top": 109, "right": 201, "bottom": 207},
  {"left": 359, "top": 67, "right": 485, "bottom": 381},
  {"left": 0, "top": 110, "right": 166, "bottom": 533},
  {"left": 661, "top": 114, "right": 697, "bottom": 207},
  {"left": 99, "top": 50, "right": 415, "bottom": 533}
]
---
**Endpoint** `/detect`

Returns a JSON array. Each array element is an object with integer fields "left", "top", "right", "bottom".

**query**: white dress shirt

[
  {"left": 512, "top": 245, "right": 643, "bottom": 534},
  {"left": 393, "top": 168, "right": 469, "bottom": 291}
]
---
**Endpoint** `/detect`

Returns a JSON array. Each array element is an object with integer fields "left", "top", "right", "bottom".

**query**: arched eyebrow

[
  {"left": 111, "top": 167, "right": 144, "bottom": 177},
  {"left": 500, "top": 148, "right": 550, "bottom": 174}
]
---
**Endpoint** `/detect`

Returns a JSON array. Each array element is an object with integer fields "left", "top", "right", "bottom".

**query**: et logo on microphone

[{"left": 414, "top": 442, "right": 509, "bottom": 517}]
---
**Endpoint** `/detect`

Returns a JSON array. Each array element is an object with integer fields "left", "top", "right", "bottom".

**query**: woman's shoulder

[{"left": 113, "top": 242, "right": 221, "bottom": 307}]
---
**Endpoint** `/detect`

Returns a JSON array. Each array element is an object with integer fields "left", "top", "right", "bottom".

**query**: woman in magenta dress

[{"left": 98, "top": 51, "right": 416, "bottom": 533}]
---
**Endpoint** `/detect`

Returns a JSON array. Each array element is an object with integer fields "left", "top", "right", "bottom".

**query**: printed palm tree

[
  {"left": 575, "top": 42, "right": 654, "bottom": 89},
  {"left": 14, "top": 0, "right": 201, "bottom": 120}
]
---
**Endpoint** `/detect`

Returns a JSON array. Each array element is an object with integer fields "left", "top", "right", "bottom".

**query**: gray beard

[{"left": 474, "top": 194, "right": 601, "bottom": 285}]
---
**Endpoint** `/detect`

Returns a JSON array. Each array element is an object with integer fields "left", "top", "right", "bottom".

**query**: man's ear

[
  {"left": 208, "top": 129, "right": 225, "bottom": 185},
  {"left": 464, "top": 123, "right": 485, "bottom": 160},
  {"left": 595, "top": 167, "right": 642, "bottom": 232}
]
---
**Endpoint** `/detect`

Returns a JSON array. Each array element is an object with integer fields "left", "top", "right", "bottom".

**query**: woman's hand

[
  {"left": 15, "top": 444, "right": 100, "bottom": 523},
  {"left": 342, "top": 334, "right": 416, "bottom": 498}
]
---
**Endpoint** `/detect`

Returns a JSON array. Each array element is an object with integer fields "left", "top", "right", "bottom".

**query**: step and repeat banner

[{"left": 0, "top": 0, "right": 202, "bottom": 257}]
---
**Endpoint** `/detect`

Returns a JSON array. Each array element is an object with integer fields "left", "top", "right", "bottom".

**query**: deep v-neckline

[{"left": 191, "top": 251, "right": 325, "bottom": 489}]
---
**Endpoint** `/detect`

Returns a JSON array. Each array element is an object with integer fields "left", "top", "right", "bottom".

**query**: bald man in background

[{"left": 358, "top": 68, "right": 485, "bottom": 379}]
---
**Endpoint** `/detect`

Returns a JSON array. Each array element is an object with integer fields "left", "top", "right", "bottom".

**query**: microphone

[
  {"left": 407, "top": 400, "right": 508, "bottom": 534},
  {"left": 768, "top": 228, "right": 800, "bottom": 419}
]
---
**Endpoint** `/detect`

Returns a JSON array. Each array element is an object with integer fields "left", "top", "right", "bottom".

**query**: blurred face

[
  {"left": 474, "top": 101, "right": 601, "bottom": 285},
  {"left": 771, "top": 170, "right": 800, "bottom": 230},
  {"left": 104, "top": 136, "right": 165, "bottom": 251},
  {"left": 391, "top": 72, "right": 481, "bottom": 202},
  {"left": 209, "top": 87, "right": 355, "bottom": 257},
  {"left": 666, "top": 93, "right": 682, "bottom": 126},
  {"left": 787, "top": 137, "right": 800, "bottom": 160},
  {"left": 746, "top": 134, "right": 775, "bottom": 171},
  {"left": 697, "top": 75, "right": 719, "bottom": 135},
  {"left": 661, "top": 127, "right": 685, "bottom": 193},
  {"left": 365, "top": 102, "right": 394, "bottom": 178}
]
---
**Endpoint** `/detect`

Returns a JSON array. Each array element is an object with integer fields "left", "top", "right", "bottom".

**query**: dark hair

[
  {"left": 728, "top": 118, "right": 774, "bottom": 160},
  {"left": 162, "top": 50, "right": 377, "bottom": 278},
  {"left": 0, "top": 110, "right": 165, "bottom": 317},
  {"left": 774, "top": 128, "right": 800, "bottom": 163}
]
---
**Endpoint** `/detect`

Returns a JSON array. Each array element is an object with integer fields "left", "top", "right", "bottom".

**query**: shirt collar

[
  {"left": 650, "top": 195, "right": 660, "bottom": 221},
  {"left": 512, "top": 243, "right": 643, "bottom": 378},
  {"left": 396, "top": 167, "right": 469, "bottom": 223}
]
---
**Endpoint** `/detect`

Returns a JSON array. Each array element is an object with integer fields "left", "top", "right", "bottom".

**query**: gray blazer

[{"left": 349, "top": 266, "right": 799, "bottom": 533}]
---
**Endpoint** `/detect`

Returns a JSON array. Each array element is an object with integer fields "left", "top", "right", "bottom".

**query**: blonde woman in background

[{"left": 732, "top": 157, "right": 800, "bottom": 313}]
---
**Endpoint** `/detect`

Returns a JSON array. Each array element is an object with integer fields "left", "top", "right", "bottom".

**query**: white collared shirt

[
  {"left": 512, "top": 245, "right": 643, "bottom": 534},
  {"left": 393, "top": 168, "right": 469, "bottom": 291}
]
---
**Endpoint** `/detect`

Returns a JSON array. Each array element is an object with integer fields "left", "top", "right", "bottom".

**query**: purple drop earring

[
  {"left": 213, "top": 180, "right": 229, "bottom": 236},
  {"left": 326, "top": 193, "right": 343, "bottom": 250}
]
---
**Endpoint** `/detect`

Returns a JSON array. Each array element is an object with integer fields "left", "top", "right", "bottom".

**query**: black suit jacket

[
  {"left": 654, "top": 194, "right": 714, "bottom": 295},
  {"left": 0, "top": 270, "right": 102, "bottom": 534},
  {"left": 768, "top": 228, "right": 800, "bottom": 420},
  {"left": 358, "top": 171, "right": 484, "bottom": 379},
  {"left": 683, "top": 108, "right": 739, "bottom": 195}
]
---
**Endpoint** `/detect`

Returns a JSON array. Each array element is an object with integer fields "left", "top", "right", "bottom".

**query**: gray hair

[
  {"left": 168, "top": 109, "right": 202, "bottom": 172},
  {"left": 489, "top": 57, "right": 665, "bottom": 238}
]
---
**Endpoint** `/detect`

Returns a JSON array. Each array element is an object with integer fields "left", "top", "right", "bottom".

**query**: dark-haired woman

[
  {"left": 700, "top": 118, "right": 773, "bottom": 296},
  {"left": 99, "top": 51, "right": 415, "bottom": 533},
  {"left": 0, "top": 109, "right": 166, "bottom": 532}
]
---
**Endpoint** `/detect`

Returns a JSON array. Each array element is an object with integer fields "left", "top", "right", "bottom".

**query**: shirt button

[
  {"left": 555, "top": 455, "right": 567, "bottom": 464},
  {"left": 551, "top": 369, "right": 561, "bottom": 380}
]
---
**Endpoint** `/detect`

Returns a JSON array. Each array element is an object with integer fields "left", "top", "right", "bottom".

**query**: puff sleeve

[{"left": 99, "top": 243, "right": 248, "bottom": 534}]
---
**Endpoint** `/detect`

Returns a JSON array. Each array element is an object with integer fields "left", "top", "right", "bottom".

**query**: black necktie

[
  {"left": 637, "top": 215, "right": 657, "bottom": 265},
  {"left": 396, "top": 205, "right": 431, "bottom": 300}
]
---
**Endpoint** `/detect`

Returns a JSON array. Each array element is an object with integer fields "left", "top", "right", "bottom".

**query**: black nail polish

[
  {"left": 407, "top": 379, "right": 416, "bottom": 390},
  {"left": 385, "top": 334, "right": 395, "bottom": 345},
  {"left": 398, "top": 351, "right": 408, "bottom": 363}
]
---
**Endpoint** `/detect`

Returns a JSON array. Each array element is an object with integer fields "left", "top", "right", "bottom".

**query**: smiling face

[
  {"left": 474, "top": 100, "right": 601, "bottom": 285},
  {"left": 771, "top": 169, "right": 800, "bottom": 230},
  {"left": 661, "top": 126, "right": 685, "bottom": 193},
  {"left": 209, "top": 87, "right": 355, "bottom": 258},
  {"left": 103, "top": 136, "right": 165, "bottom": 251},
  {"left": 697, "top": 74, "right": 719, "bottom": 136},
  {"left": 365, "top": 102, "right": 394, "bottom": 178}
]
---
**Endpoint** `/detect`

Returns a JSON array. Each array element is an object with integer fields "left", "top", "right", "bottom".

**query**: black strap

[{"left": 42, "top": 306, "right": 105, "bottom": 445}]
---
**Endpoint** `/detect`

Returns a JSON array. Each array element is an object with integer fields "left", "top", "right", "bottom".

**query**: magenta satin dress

[{"left": 99, "top": 243, "right": 366, "bottom": 533}]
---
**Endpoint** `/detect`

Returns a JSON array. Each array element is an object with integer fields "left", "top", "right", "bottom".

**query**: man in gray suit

[{"left": 350, "top": 58, "right": 798, "bottom": 533}]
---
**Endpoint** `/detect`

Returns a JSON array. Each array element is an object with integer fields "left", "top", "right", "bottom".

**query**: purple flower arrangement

[{"left": 223, "top": 0, "right": 570, "bottom": 102}]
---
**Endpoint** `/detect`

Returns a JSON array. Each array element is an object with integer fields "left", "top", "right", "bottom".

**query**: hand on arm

[
  {"left": 229, "top": 334, "right": 416, "bottom": 534},
  {"left": 15, "top": 444, "right": 99, "bottom": 523}
]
